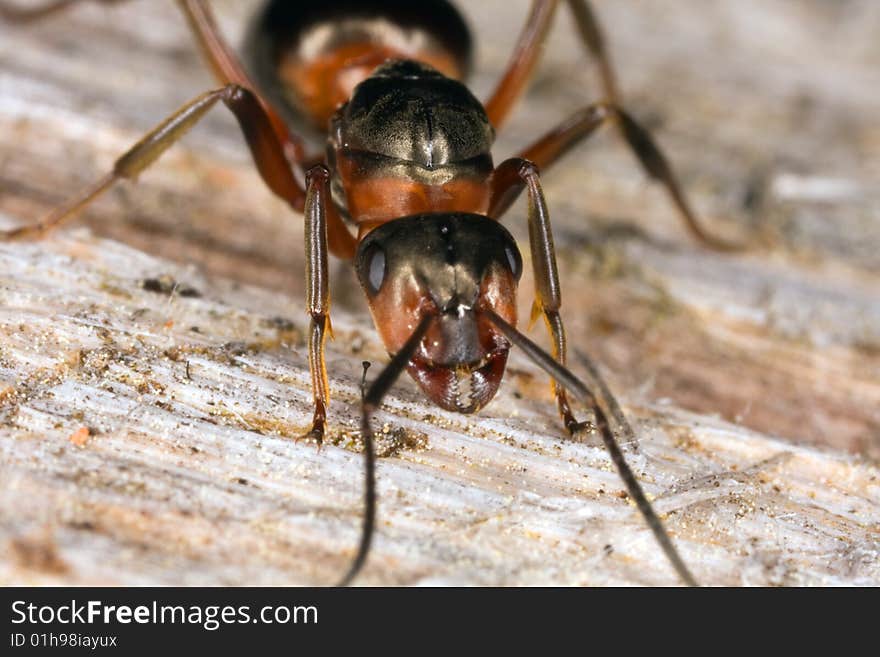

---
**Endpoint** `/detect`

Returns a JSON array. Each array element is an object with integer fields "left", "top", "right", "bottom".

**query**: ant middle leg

[
  {"left": 0, "top": 85, "right": 289, "bottom": 240},
  {"left": 490, "top": 104, "right": 743, "bottom": 251},
  {"left": 1, "top": 87, "right": 239, "bottom": 240},
  {"left": 0, "top": 82, "right": 356, "bottom": 256},
  {"left": 485, "top": 2, "right": 740, "bottom": 249}
]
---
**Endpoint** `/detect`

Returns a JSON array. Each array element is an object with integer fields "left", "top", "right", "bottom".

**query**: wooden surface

[{"left": 0, "top": 0, "right": 878, "bottom": 585}]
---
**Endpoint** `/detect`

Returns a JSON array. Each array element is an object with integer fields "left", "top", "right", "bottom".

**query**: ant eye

[
  {"left": 504, "top": 243, "right": 522, "bottom": 281},
  {"left": 363, "top": 244, "right": 386, "bottom": 295}
]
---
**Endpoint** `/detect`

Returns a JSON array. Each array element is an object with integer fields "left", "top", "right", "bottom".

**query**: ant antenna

[
  {"left": 483, "top": 309, "right": 698, "bottom": 587},
  {"left": 337, "top": 315, "right": 433, "bottom": 586}
]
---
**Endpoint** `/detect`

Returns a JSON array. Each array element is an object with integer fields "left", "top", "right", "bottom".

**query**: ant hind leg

[
  {"left": 483, "top": 0, "right": 619, "bottom": 129},
  {"left": 486, "top": 1, "right": 742, "bottom": 250}
]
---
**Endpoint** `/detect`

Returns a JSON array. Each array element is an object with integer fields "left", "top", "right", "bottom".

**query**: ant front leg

[
  {"left": 301, "top": 165, "right": 332, "bottom": 445},
  {"left": 492, "top": 158, "right": 587, "bottom": 436},
  {"left": 0, "top": 85, "right": 342, "bottom": 442}
]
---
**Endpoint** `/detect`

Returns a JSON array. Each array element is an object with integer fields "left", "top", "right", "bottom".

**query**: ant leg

[
  {"left": 484, "top": 0, "right": 618, "bottom": 129},
  {"left": 175, "top": 0, "right": 307, "bottom": 168},
  {"left": 492, "top": 104, "right": 742, "bottom": 251},
  {"left": 0, "top": 90, "right": 347, "bottom": 441},
  {"left": 2, "top": 0, "right": 357, "bottom": 255},
  {"left": 493, "top": 157, "right": 584, "bottom": 435},
  {"left": 2, "top": 87, "right": 234, "bottom": 240},
  {"left": 177, "top": 1, "right": 358, "bottom": 257},
  {"left": 483, "top": 309, "right": 697, "bottom": 586},
  {"left": 565, "top": 0, "right": 620, "bottom": 104},
  {"left": 2, "top": 0, "right": 309, "bottom": 178},
  {"left": 483, "top": 0, "right": 558, "bottom": 129},
  {"left": 488, "top": 0, "right": 738, "bottom": 249},
  {"left": 0, "top": 86, "right": 286, "bottom": 240},
  {"left": 301, "top": 165, "right": 332, "bottom": 446},
  {"left": 491, "top": 162, "right": 700, "bottom": 582}
]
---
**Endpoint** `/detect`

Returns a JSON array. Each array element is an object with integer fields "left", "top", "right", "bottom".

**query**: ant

[{"left": 0, "top": 0, "right": 745, "bottom": 586}]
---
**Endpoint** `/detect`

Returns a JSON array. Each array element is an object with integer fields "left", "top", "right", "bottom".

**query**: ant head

[{"left": 355, "top": 213, "right": 522, "bottom": 413}]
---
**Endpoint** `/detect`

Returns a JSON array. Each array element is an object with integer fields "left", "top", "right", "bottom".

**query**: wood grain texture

[{"left": 0, "top": 0, "right": 878, "bottom": 585}]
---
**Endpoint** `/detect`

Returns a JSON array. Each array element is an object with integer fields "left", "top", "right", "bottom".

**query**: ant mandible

[{"left": 1, "top": 0, "right": 741, "bottom": 586}]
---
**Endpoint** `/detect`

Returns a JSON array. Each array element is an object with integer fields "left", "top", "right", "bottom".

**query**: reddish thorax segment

[{"left": 332, "top": 151, "right": 493, "bottom": 235}]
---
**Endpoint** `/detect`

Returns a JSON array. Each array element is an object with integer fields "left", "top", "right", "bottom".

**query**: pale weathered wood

[{"left": 0, "top": 0, "right": 878, "bottom": 585}]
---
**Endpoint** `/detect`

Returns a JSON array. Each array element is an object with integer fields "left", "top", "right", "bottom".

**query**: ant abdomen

[{"left": 244, "top": 0, "right": 473, "bottom": 135}]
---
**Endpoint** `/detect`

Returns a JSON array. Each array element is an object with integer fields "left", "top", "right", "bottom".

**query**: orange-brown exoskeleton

[{"left": 2, "top": 0, "right": 744, "bottom": 586}]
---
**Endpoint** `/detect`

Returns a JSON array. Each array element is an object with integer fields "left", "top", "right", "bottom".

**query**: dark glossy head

[{"left": 355, "top": 213, "right": 522, "bottom": 413}]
